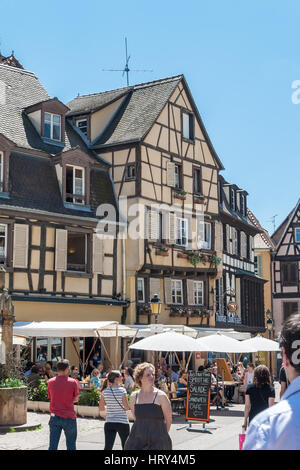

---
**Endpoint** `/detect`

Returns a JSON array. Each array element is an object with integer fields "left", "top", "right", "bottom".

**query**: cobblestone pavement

[{"left": 0, "top": 383, "right": 281, "bottom": 451}]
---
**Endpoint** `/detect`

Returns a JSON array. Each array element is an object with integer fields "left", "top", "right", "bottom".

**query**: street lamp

[
  {"left": 150, "top": 294, "right": 162, "bottom": 325},
  {"left": 150, "top": 294, "right": 162, "bottom": 383},
  {"left": 266, "top": 311, "right": 273, "bottom": 380}
]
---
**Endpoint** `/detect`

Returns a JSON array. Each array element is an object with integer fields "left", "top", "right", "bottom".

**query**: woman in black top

[{"left": 243, "top": 365, "right": 275, "bottom": 430}]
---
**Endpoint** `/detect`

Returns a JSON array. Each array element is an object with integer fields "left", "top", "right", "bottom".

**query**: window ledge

[
  {"left": 41, "top": 137, "right": 65, "bottom": 147},
  {"left": 0, "top": 192, "right": 10, "bottom": 199},
  {"left": 64, "top": 271, "right": 93, "bottom": 279},
  {"left": 182, "top": 137, "right": 195, "bottom": 145},
  {"left": 64, "top": 202, "right": 92, "bottom": 212}
]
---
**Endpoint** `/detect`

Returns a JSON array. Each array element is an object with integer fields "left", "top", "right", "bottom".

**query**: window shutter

[
  {"left": 257, "top": 254, "right": 263, "bottom": 278},
  {"left": 205, "top": 223, "right": 211, "bottom": 250},
  {"left": 164, "top": 277, "right": 172, "bottom": 304},
  {"left": 55, "top": 229, "right": 67, "bottom": 272},
  {"left": 13, "top": 224, "right": 29, "bottom": 268},
  {"left": 187, "top": 279, "right": 195, "bottom": 306},
  {"left": 93, "top": 234, "right": 104, "bottom": 274},
  {"left": 147, "top": 210, "right": 159, "bottom": 242},
  {"left": 226, "top": 225, "right": 231, "bottom": 254},
  {"left": 168, "top": 213, "right": 176, "bottom": 244},
  {"left": 150, "top": 278, "right": 161, "bottom": 300},
  {"left": 166, "top": 161, "right": 175, "bottom": 187},
  {"left": 241, "top": 232, "right": 247, "bottom": 258}
]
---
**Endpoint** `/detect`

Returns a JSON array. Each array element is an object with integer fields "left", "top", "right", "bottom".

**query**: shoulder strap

[
  {"left": 109, "top": 387, "right": 125, "bottom": 411},
  {"left": 153, "top": 391, "right": 159, "bottom": 403}
]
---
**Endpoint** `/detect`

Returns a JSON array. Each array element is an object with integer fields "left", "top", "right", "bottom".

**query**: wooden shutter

[
  {"left": 256, "top": 254, "right": 263, "bottom": 278},
  {"left": 93, "top": 234, "right": 104, "bottom": 274},
  {"left": 55, "top": 229, "right": 67, "bottom": 272},
  {"left": 168, "top": 213, "right": 176, "bottom": 244},
  {"left": 226, "top": 225, "right": 231, "bottom": 254},
  {"left": 164, "top": 278, "right": 172, "bottom": 304},
  {"left": 13, "top": 224, "right": 29, "bottom": 268},
  {"left": 187, "top": 279, "right": 195, "bottom": 306},
  {"left": 241, "top": 231, "right": 247, "bottom": 258},
  {"left": 146, "top": 210, "right": 159, "bottom": 242},
  {"left": 197, "top": 218, "right": 205, "bottom": 249},
  {"left": 150, "top": 278, "right": 161, "bottom": 300},
  {"left": 166, "top": 161, "right": 175, "bottom": 187}
]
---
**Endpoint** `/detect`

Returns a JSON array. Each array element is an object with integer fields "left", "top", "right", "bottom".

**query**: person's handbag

[{"left": 239, "top": 426, "right": 246, "bottom": 450}]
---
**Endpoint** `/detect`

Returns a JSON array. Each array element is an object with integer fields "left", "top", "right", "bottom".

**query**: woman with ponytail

[{"left": 99, "top": 370, "right": 130, "bottom": 450}]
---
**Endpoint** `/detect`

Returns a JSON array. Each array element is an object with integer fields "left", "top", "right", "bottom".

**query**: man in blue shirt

[{"left": 244, "top": 313, "right": 300, "bottom": 450}]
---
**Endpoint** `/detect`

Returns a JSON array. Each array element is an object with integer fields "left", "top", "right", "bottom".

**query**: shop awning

[
  {"left": 13, "top": 321, "right": 136, "bottom": 338},
  {"left": 0, "top": 333, "right": 27, "bottom": 346},
  {"left": 133, "top": 324, "right": 198, "bottom": 339}
]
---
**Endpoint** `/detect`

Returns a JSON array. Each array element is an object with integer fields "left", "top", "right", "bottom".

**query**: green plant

[
  {"left": 78, "top": 389, "right": 100, "bottom": 407},
  {"left": 27, "top": 379, "right": 49, "bottom": 402},
  {"left": 0, "top": 378, "right": 24, "bottom": 388}
]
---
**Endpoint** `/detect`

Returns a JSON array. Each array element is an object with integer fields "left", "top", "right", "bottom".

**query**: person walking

[
  {"left": 124, "top": 362, "right": 172, "bottom": 450},
  {"left": 47, "top": 359, "right": 79, "bottom": 451},
  {"left": 99, "top": 370, "right": 130, "bottom": 450},
  {"left": 244, "top": 313, "right": 300, "bottom": 450},
  {"left": 243, "top": 365, "right": 275, "bottom": 429}
]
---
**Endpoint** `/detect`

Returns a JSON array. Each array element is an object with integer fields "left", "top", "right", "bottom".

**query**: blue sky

[{"left": 1, "top": 0, "right": 300, "bottom": 234}]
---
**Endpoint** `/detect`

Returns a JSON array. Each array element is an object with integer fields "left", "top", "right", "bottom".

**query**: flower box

[
  {"left": 156, "top": 249, "right": 169, "bottom": 256},
  {"left": 174, "top": 191, "right": 187, "bottom": 200},
  {"left": 194, "top": 195, "right": 205, "bottom": 204},
  {"left": 177, "top": 252, "right": 189, "bottom": 259}
]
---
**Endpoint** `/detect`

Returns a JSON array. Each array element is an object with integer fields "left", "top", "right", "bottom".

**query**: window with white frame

[
  {"left": 172, "top": 280, "right": 183, "bottom": 304},
  {"left": 295, "top": 228, "right": 300, "bottom": 243},
  {"left": 44, "top": 113, "right": 61, "bottom": 141},
  {"left": 0, "top": 224, "right": 6, "bottom": 262},
  {"left": 0, "top": 152, "right": 3, "bottom": 191},
  {"left": 137, "top": 278, "right": 145, "bottom": 303},
  {"left": 66, "top": 165, "right": 85, "bottom": 205},
  {"left": 75, "top": 118, "right": 88, "bottom": 136},
  {"left": 194, "top": 281, "right": 204, "bottom": 305},
  {"left": 176, "top": 218, "right": 188, "bottom": 246},
  {"left": 198, "top": 221, "right": 211, "bottom": 250},
  {"left": 182, "top": 112, "right": 194, "bottom": 140}
]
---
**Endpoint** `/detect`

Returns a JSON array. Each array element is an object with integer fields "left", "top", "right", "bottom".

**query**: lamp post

[
  {"left": 150, "top": 294, "right": 162, "bottom": 383},
  {"left": 266, "top": 314, "right": 273, "bottom": 380}
]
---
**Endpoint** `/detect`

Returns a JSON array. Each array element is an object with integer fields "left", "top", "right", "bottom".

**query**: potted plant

[
  {"left": 177, "top": 251, "right": 189, "bottom": 259},
  {"left": 77, "top": 389, "right": 100, "bottom": 418},
  {"left": 155, "top": 245, "right": 169, "bottom": 256},
  {"left": 174, "top": 190, "right": 187, "bottom": 200},
  {"left": 194, "top": 194, "right": 205, "bottom": 204},
  {"left": 27, "top": 379, "right": 50, "bottom": 412},
  {"left": 0, "top": 354, "right": 27, "bottom": 427}
]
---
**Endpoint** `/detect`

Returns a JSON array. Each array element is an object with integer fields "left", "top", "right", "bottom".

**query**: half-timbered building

[
  {"left": 272, "top": 199, "right": 300, "bottom": 336},
  {"left": 67, "top": 76, "right": 224, "bottom": 333},
  {"left": 0, "top": 61, "right": 126, "bottom": 366},
  {"left": 216, "top": 176, "right": 265, "bottom": 333}
]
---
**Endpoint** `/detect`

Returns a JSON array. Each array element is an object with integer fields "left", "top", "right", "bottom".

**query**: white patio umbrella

[
  {"left": 195, "top": 332, "right": 256, "bottom": 353},
  {"left": 129, "top": 331, "right": 207, "bottom": 352},
  {"left": 241, "top": 336, "right": 281, "bottom": 352}
]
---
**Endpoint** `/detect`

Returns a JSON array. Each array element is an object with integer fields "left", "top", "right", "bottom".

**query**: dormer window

[
  {"left": 230, "top": 188, "right": 237, "bottom": 211},
  {"left": 75, "top": 118, "right": 88, "bottom": 136},
  {"left": 240, "top": 194, "right": 246, "bottom": 216},
  {"left": 66, "top": 165, "right": 85, "bottom": 205},
  {"left": 44, "top": 113, "right": 61, "bottom": 141}
]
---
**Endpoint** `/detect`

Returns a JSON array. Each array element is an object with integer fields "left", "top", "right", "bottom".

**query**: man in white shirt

[{"left": 244, "top": 313, "right": 300, "bottom": 450}]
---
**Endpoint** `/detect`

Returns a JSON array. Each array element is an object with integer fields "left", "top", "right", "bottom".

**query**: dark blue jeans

[{"left": 48, "top": 415, "right": 77, "bottom": 450}]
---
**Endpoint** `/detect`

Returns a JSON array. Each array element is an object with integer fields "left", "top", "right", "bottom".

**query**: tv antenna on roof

[
  {"left": 268, "top": 214, "right": 278, "bottom": 233},
  {"left": 102, "top": 37, "right": 153, "bottom": 86}
]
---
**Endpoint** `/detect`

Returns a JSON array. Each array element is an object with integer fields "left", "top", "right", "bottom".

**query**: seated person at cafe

[
  {"left": 70, "top": 366, "right": 81, "bottom": 390},
  {"left": 209, "top": 366, "right": 226, "bottom": 407},
  {"left": 177, "top": 370, "right": 188, "bottom": 397},
  {"left": 96, "top": 362, "right": 106, "bottom": 378},
  {"left": 24, "top": 361, "right": 35, "bottom": 378},
  {"left": 26, "top": 365, "right": 42, "bottom": 389},
  {"left": 89, "top": 351, "right": 102, "bottom": 372},
  {"left": 90, "top": 368, "right": 101, "bottom": 389},
  {"left": 156, "top": 368, "right": 167, "bottom": 386},
  {"left": 171, "top": 367, "right": 179, "bottom": 383}
]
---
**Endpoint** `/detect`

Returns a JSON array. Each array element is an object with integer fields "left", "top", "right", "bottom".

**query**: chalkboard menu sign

[{"left": 186, "top": 370, "right": 211, "bottom": 422}]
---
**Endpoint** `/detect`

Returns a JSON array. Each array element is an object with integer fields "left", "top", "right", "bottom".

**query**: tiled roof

[
  {"left": 1, "top": 151, "right": 116, "bottom": 219},
  {"left": 247, "top": 209, "right": 275, "bottom": 250},
  {"left": 67, "top": 76, "right": 183, "bottom": 147},
  {"left": 0, "top": 54, "right": 24, "bottom": 69}
]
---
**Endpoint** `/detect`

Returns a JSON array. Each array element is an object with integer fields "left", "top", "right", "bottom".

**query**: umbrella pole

[
  {"left": 21, "top": 337, "right": 33, "bottom": 359},
  {"left": 96, "top": 331, "right": 114, "bottom": 369},
  {"left": 115, "top": 325, "right": 119, "bottom": 370},
  {"left": 70, "top": 338, "right": 84, "bottom": 377},
  {"left": 119, "top": 330, "right": 139, "bottom": 370},
  {"left": 185, "top": 352, "right": 193, "bottom": 372},
  {"left": 174, "top": 351, "right": 182, "bottom": 368}
]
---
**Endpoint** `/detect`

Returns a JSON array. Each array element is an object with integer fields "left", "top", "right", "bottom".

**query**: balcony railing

[{"left": 215, "top": 313, "right": 242, "bottom": 325}]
